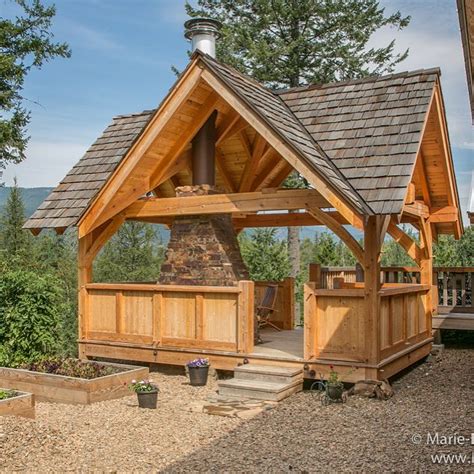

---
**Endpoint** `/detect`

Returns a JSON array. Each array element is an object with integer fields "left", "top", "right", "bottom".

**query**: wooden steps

[{"left": 218, "top": 364, "right": 303, "bottom": 402}]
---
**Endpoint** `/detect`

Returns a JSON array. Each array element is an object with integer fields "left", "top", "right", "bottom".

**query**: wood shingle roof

[
  {"left": 278, "top": 69, "right": 438, "bottom": 214},
  {"left": 24, "top": 54, "right": 441, "bottom": 231},
  {"left": 24, "top": 111, "right": 155, "bottom": 230}
]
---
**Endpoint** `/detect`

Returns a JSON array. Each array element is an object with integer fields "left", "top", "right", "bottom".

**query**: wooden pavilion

[{"left": 25, "top": 48, "right": 463, "bottom": 382}]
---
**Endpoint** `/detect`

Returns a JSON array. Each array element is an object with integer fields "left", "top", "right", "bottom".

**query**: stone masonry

[{"left": 158, "top": 185, "right": 249, "bottom": 286}]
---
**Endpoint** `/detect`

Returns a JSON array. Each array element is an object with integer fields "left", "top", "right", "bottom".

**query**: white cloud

[
  {"left": 372, "top": 0, "right": 473, "bottom": 151},
  {"left": 2, "top": 141, "right": 88, "bottom": 188}
]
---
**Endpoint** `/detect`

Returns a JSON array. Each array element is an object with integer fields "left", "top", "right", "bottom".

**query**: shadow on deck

[{"left": 252, "top": 328, "right": 304, "bottom": 360}]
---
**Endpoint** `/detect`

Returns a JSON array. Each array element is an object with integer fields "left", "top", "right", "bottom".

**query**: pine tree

[
  {"left": 0, "top": 179, "right": 33, "bottom": 266},
  {"left": 94, "top": 222, "right": 165, "bottom": 282},
  {"left": 239, "top": 228, "right": 290, "bottom": 281},
  {"left": 187, "top": 0, "right": 410, "bottom": 88},
  {"left": 458, "top": 226, "right": 474, "bottom": 266},
  {"left": 1, "top": 0, "right": 70, "bottom": 175}
]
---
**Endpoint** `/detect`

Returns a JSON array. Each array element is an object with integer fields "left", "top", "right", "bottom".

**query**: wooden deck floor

[
  {"left": 433, "top": 312, "right": 474, "bottom": 330},
  {"left": 251, "top": 328, "right": 304, "bottom": 360}
]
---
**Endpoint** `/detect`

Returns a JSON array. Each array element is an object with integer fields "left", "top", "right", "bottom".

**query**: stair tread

[
  {"left": 219, "top": 378, "right": 301, "bottom": 393},
  {"left": 235, "top": 364, "right": 302, "bottom": 377}
]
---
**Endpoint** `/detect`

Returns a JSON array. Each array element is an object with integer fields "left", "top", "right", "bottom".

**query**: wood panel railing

[
  {"left": 304, "top": 282, "right": 431, "bottom": 364},
  {"left": 254, "top": 277, "right": 295, "bottom": 329},
  {"left": 379, "top": 284, "right": 431, "bottom": 360},
  {"left": 82, "top": 281, "right": 255, "bottom": 353},
  {"left": 304, "top": 284, "right": 367, "bottom": 363}
]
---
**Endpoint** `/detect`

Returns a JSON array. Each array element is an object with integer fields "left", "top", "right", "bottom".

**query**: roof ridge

[
  {"left": 113, "top": 109, "right": 156, "bottom": 120},
  {"left": 275, "top": 67, "right": 441, "bottom": 95}
]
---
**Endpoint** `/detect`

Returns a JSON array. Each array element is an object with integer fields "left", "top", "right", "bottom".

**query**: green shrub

[{"left": 0, "top": 270, "right": 65, "bottom": 366}]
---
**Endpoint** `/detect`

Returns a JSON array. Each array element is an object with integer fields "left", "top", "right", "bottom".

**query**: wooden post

[
  {"left": 152, "top": 292, "right": 162, "bottom": 346},
  {"left": 309, "top": 263, "right": 321, "bottom": 288},
  {"left": 78, "top": 234, "right": 93, "bottom": 359},
  {"left": 363, "top": 216, "right": 388, "bottom": 367},
  {"left": 419, "top": 217, "right": 433, "bottom": 337},
  {"left": 237, "top": 281, "right": 254, "bottom": 353},
  {"left": 282, "top": 277, "right": 295, "bottom": 329},
  {"left": 304, "top": 283, "right": 317, "bottom": 360}
]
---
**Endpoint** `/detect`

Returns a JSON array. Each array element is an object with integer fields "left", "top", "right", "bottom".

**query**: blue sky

[{"left": 2, "top": 0, "right": 473, "bottom": 222}]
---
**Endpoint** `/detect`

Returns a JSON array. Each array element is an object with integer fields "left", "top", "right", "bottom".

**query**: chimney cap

[{"left": 184, "top": 17, "right": 222, "bottom": 41}]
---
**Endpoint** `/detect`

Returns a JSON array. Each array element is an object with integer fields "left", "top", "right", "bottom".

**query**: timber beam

[
  {"left": 132, "top": 210, "right": 348, "bottom": 228},
  {"left": 124, "top": 189, "right": 331, "bottom": 219},
  {"left": 402, "top": 201, "right": 430, "bottom": 219},
  {"left": 233, "top": 211, "right": 347, "bottom": 228},
  {"left": 387, "top": 219, "right": 423, "bottom": 266},
  {"left": 427, "top": 206, "right": 459, "bottom": 224}
]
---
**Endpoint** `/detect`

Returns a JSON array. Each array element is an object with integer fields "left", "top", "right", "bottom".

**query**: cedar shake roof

[
  {"left": 24, "top": 111, "right": 155, "bottom": 230},
  {"left": 24, "top": 53, "right": 441, "bottom": 230},
  {"left": 278, "top": 69, "right": 438, "bottom": 214}
]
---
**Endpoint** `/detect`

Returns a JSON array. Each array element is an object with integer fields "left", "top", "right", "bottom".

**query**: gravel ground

[{"left": 0, "top": 348, "right": 472, "bottom": 473}]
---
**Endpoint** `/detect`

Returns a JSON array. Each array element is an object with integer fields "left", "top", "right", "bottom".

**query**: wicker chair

[{"left": 256, "top": 284, "right": 281, "bottom": 331}]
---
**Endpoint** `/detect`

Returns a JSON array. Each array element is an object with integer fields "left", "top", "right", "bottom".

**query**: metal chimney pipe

[
  {"left": 192, "top": 110, "right": 217, "bottom": 186},
  {"left": 184, "top": 18, "right": 221, "bottom": 58}
]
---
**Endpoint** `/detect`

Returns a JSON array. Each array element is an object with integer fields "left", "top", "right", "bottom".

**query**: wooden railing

[
  {"left": 379, "top": 284, "right": 431, "bottom": 360},
  {"left": 254, "top": 277, "right": 295, "bottom": 329},
  {"left": 310, "top": 264, "right": 474, "bottom": 313},
  {"left": 304, "top": 284, "right": 366, "bottom": 362},
  {"left": 304, "top": 283, "right": 431, "bottom": 364},
  {"left": 82, "top": 281, "right": 255, "bottom": 353},
  {"left": 434, "top": 267, "right": 473, "bottom": 312}
]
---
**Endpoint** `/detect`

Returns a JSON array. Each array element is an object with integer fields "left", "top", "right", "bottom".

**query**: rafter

[
  {"left": 216, "top": 110, "right": 240, "bottom": 146},
  {"left": 239, "top": 135, "right": 271, "bottom": 192},
  {"left": 215, "top": 149, "right": 236, "bottom": 192}
]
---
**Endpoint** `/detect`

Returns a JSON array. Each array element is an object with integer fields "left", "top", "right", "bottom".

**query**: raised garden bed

[
  {"left": 0, "top": 359, "right": 148, "bottom": 405},
  {"left": 0, "top": 389, "right": 35, "bottom": 419}
]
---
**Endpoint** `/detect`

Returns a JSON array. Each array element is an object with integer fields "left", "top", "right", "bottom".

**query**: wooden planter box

[
  {"left": 0, "top": 362, "right": 148, "bottom": 405},
  {"left": 0, "top": 391, "right": 35, "bottom": 419}
]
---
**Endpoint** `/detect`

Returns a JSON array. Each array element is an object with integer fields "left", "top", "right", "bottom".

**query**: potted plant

[
  {"left": 129, "top": 379, "right": 159, "bottom": 409},
  {"left": 326, "top": 365, "right": 344, "bottom": 401},
  {"left": 186, "top": 358, "right": 210, "bottom": 386}
]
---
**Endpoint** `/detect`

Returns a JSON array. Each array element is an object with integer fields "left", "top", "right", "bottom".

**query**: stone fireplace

[
  {"left": 158, "top": 18, "right": 249, "bottom": 287},
  {"left": 158, "top": 185, "right": 249, "bottom": 286}
]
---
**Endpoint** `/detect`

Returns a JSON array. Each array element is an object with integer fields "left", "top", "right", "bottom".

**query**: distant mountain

[{"left": 0, "top": 187, "right": 53, "bottom": 219}]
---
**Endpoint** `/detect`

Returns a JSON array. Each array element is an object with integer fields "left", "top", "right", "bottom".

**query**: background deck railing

[
  {"left": 81, "top": 281, "right": 255, "bottom": 353},
  {"left": 309, "top": 264, "right": 474, "bottom": 313}
]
